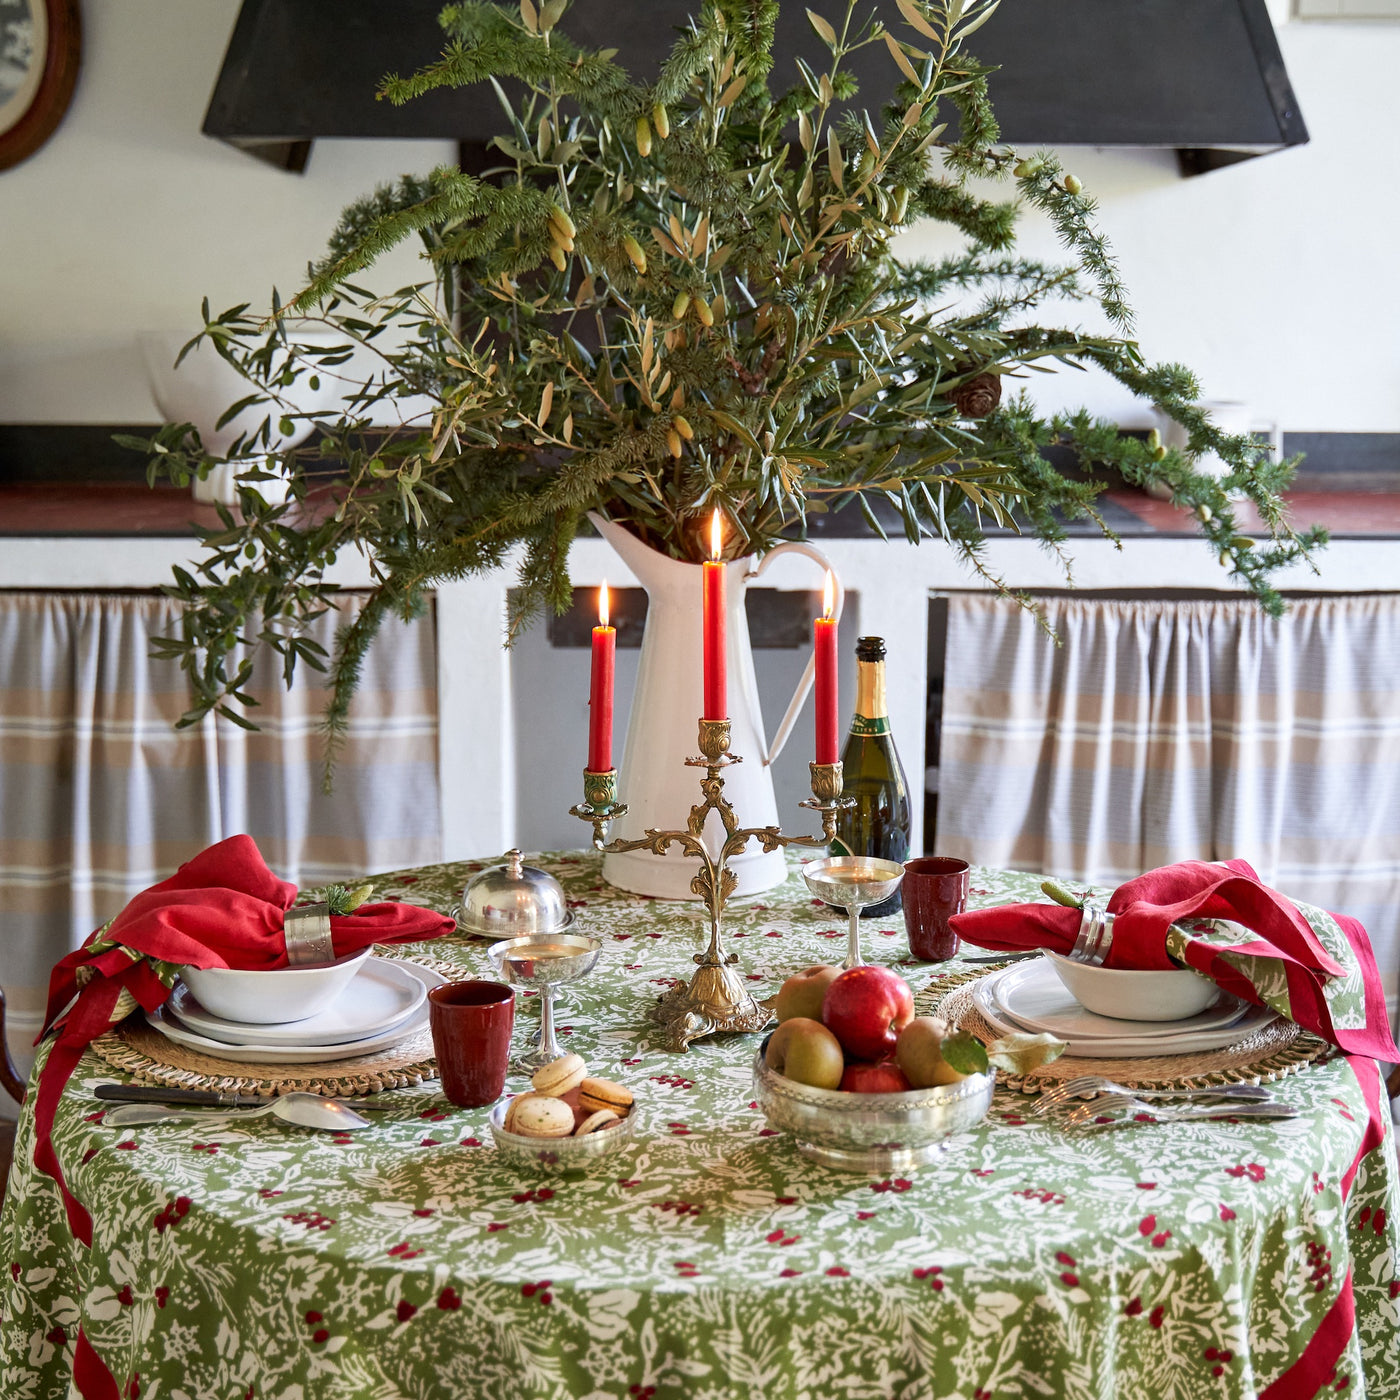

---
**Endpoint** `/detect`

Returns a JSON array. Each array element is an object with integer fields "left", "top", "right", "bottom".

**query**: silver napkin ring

[
  {"left": 1070, "top": 902, "right": 1115, "bottom": 966},
  {"left": 283, "top": 902, "right": 334, "bottom": 966}
]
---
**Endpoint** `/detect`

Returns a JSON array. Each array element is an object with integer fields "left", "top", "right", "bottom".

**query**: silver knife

[{"left": 93, "top": 1082, "right": 395, "bottom": 1112}]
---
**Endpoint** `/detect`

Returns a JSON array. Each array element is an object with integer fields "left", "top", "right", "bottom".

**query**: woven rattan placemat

[
  {"left": 918, "top": 963, "right": 1327, "bottom": 1093},
  {"left": 88, "top": 951, "right": 460, "bottom": 1097}
]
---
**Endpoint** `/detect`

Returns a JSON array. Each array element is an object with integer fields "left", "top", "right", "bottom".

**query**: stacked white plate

[
  {"left": 972, "top": 956, "right": 1276, "bottom": 1059},
  {"left": 146, "top": 957, "right": 447, "bottom": 1064}
]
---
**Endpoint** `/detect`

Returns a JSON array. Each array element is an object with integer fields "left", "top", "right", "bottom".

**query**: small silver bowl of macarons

[{"left": 487, "top": 1053, "right": 636, "bottom": 1170}]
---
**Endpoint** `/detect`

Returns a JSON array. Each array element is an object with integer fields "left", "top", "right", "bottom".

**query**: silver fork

[
  {"left": 1030, "top": 1074, "right": 1275, "bottom": 1117},
  {"left": 1062, "top": 1092, "right": 1299, "bottom": 1131}
]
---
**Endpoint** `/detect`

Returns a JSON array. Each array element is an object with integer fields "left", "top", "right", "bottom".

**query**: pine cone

[{"left": 950, "top": 372, "right": 1002, "bottom": 418}]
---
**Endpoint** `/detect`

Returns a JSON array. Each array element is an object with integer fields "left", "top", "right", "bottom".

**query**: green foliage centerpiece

[{"left": 130, "top": 0, "right": 1321, "bottom": 760}]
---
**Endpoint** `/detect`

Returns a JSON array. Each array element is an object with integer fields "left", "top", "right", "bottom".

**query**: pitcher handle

[{"left": 746, "top": 541, "right": 844, "bottom": 767}]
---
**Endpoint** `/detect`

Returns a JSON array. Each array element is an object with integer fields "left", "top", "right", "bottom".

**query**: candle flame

[
  {"left": 709, "top": 507, "right": 723, "bottom": 562},
  {"left": 822, "top": 570, "right": 835, "bottom": 620},
  {"left": 598, "top": 581, "right": 610, "bottom": 628}
]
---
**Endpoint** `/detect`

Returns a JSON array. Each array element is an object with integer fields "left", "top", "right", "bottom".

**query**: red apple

[
  {"left": 775, "top": 965, "right": 841, "bottom": 1023},
  {"left": 765, "top": 1017, "right": 845, "bottom": 1090},
  {"left": 840, "top": 1061, "right": 912, "bottom": 1093},
  {"left": 821, "top": 965, "right": 915, "bottom": 1061}
]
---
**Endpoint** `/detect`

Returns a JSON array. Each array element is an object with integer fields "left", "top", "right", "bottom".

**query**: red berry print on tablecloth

[
  {"left": 1204, "top": 1345, "right": 1236, "bottom": 1379},
  {"left": 116, "top": 1285, "right": 134, "bottom": 1307},
  {"left": 126, "top": 1375, "right": 140, "bottom": 1400},
  {"left": 974, "top": 1390, "right": 993, "bottom": 1400},
  {"left": 668, "top": 1122, "right": 692, "bottom": 1136},
  {"left": 628, "top": 1386, "right": 657, "bottom": 1399},
  {"left": 779, "top": 1267, "right": 802, "bottom": 1278},
  {"left": 856, "top": 1210, "right": 876, "bottom": 1220},
  {"left": 81, "top": 1148, "right": 99, "bottom": 1165},
  {"left": 521, "top": 1280, "right": 554, "bottom": 1306},
  {"left": 1124, "top": 1297, "right": 1143, "bottom": 1317},
  {"left": 311, "top": 1328, "right": 330, "bottom": 1345},
  {"left": 305, "top": 1311, "right": 323, "bottom": 1325},
  {"left": 1149, "top": 1305, "right": 1166, "bottom": 1329},
  {"left": 395, "top": 1301, "right": 417, "bottom": 1323},
  {"left": 115, "top": 1141, "right": 137, "bottom": 1151},
  {"left": 154, "top": 1287, "right": 169, "bottom": 1310},
  {"left": 284, "top": 1210, "right": 335, "bottom": 1231},
  {"left": 913, "top": 1266, "right": 945, "bottom": 1291},
  {"left": 45, "top": 1325, "right": 66, "bottom": 1347},
  {"left": 651, "top": 1074, "right": 695, "bottom": 1090},
  {"left": 413, "top": 1207, "right": 434, "bottom": 1218},
  {"left": 1219, "top": 1203, "right": 1237, "bottom": 1222},
  {"left": 388, "top": 1242, "right": 423, "bottom": 1260},
  {"left": 437, "top": 1287, "right": 461, "bottom": 1310},
  {"left": 1306, "top": 1241, "right": 1334, "bottom": 1294},
  {"left": 1136, "top": 1182, "right": 1156, "bottom": 1190},
  {"left": 654, "top": 1200, "right": 702, "bottom": 1218},
  {"left": 1138, "top": 1215, "right": 1156, "bottom": 1237},
  {"left": 1152, "top": 1231, "right": 1172, "bottom": 1248},
  {"left": 1224, "top": 1163, "right": 1265, "bottom": 1182},
  {"left": 825, "top": 1266, "right": 850, "bottom": 1278},
  {"left": 1013, "top": 1188, "right": 1066, "bottom": 1207},
  {"left": 765, "top": 1228, "right": 801, "bottom": 1247},
  {"left": 511, "top": 1188, "right": 555, "bottom": 1204},
  {"left": 258, "top": 1188, "right": 283, "bottom": 1199},
  {"left": 486, "top": 1222, "right": 509, "bottom": 1232},
  {"left": 871, "top": 1178, "right": 913, "bottom": 1194},
  {"left": 674, "top": 1261, "right": 701, "bottom": 1279}
]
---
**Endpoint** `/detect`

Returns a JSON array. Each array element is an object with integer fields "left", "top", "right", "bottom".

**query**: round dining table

[{"left": 2, "top": 853, "right": 1397, "bottom": 1400}]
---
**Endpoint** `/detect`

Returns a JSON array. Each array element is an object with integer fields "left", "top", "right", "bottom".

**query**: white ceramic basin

[{"left": 1045, "top": 950, "right": 1221, "bottom": 1022}]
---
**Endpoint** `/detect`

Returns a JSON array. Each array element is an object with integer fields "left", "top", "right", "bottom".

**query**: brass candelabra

[{"left": 572, "top": 718, "right": 853, "bottom": 1051}]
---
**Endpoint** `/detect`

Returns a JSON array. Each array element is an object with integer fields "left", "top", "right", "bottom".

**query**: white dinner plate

[
  {"left": 972, "top": 964, "right": 1277, "bottom": 1058},
  {"left": 987, "top": 959, "right": 1251, "bottom": 1040},
  {"left": 168, "top": 956, "right": 427, "bottom": 1047},
  {"left": 146, "top": 960, "right": 447, "bottom": 1064}
]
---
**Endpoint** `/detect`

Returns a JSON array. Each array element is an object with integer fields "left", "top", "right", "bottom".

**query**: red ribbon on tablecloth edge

[{"left": 1258, "top": 1056, "right": 1391, "bottom": 1400}]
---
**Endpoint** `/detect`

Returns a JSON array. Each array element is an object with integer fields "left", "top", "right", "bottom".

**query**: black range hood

[{"left": 204, "top": 0, "right": 1307, "bottom": 178}]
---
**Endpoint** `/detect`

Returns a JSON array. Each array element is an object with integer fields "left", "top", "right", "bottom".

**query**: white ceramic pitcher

[{"left": 590, "top": 514, "right": 844, "bottom": 899}]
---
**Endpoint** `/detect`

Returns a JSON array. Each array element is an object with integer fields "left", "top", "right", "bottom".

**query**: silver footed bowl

[
  {"left": 488, "top": 1099, "right": 635, "bottom": 1172},
  {"left": 487, "top": 932, "right": 602, "bottom": 989},
  {"left": 752, "top": 1040, "right": 995, "bottom": 1173}
]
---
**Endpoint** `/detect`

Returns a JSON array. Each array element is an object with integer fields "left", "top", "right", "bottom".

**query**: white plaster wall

[
  {"left": 0, "top": 0, "right": 453, "bottom": 423},
  {"left": 895, "top": 16, "right": 1400, "bottom": 433},
  {"left": 0, "top": 5, "right": 1394, "bottom": 432}
]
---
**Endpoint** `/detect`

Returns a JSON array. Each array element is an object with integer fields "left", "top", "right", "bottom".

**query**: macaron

[
  {"left": 531, "top": 1053, "right": 587, "bottom": 1097},
  {"left": 504, "top": 1093, "right": 574, "bottom": 1139},
  {"left": 578, "top": 1077, "right": 633, "bottom": 1116},
  {"left": 573, "top": 1108, "right": 620, "bottom": 1137}
]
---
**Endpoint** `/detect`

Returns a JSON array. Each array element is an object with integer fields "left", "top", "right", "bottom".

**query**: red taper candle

[
  {"left": 588, "top": 582, "right": 616, "bottom": 771},
  {"left": 814, "top": 570, "right": 839, "bottom": 764},
  {"left": 702, "top": 508, "right": 727, "bottom": 719}
]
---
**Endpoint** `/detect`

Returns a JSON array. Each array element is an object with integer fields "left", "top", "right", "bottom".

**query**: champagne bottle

[{"left": 832, "top": 635, "right": 911, "bottom": 917}]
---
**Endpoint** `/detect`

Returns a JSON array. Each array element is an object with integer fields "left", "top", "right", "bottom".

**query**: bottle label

[
  {"left": 848, "top": 715, "right": 891, "bottom": 737},
  {"left": 830, "top": 836, "right": 854, "bottom": 857}
]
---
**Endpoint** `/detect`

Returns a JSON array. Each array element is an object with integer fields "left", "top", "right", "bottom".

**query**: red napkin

[
  {"left": 949, "top": 859, "right": 1398, "bottom": 1062},
  {"left": 33, "top": 835, "right": 454, "bottom": 1244}
]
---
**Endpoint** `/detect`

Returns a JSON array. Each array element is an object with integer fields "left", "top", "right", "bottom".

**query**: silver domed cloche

[{"left": 459, "top": 850, "right": 573, "bottom": 940}]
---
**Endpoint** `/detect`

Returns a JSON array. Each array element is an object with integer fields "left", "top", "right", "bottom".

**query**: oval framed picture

[{"left": 0, "top": 0, "right": 80, "bottom": 172}]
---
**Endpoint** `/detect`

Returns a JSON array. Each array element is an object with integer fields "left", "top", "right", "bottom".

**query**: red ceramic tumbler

[
  {"left": 902, "top": 857, "right": 971, "bottom": 962},
  {"left": 428, "top": 981, "right": 515, "bottom": 1107}
]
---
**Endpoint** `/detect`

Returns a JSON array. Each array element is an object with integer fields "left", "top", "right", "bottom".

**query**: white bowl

[
  {"left": 1045, "top": 951, "right": 1221, "bottom": 1022},
  {"left": 177, "top": 949, "right": 371, "bottom": 1025}
]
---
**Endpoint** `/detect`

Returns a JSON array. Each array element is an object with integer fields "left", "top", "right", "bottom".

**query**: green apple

[
  {"left": 766, "top": 1017, "right": 845, "bottom": 1090},
  {"left": 895, "top": 1016, "right": 968, "bottom": 1088},
  {"left": 774, "top": 964, "right": 841, "bottom": 1023}
]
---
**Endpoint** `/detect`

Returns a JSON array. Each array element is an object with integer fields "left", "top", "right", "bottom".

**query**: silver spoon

[{"left": 104, "top": 1092, "right": 372, "bottom": 1132}]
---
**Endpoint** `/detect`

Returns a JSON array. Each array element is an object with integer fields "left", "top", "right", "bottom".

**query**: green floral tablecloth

[{"left": 2, "top": 853, "right": 1397, "bottom": 1400}]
